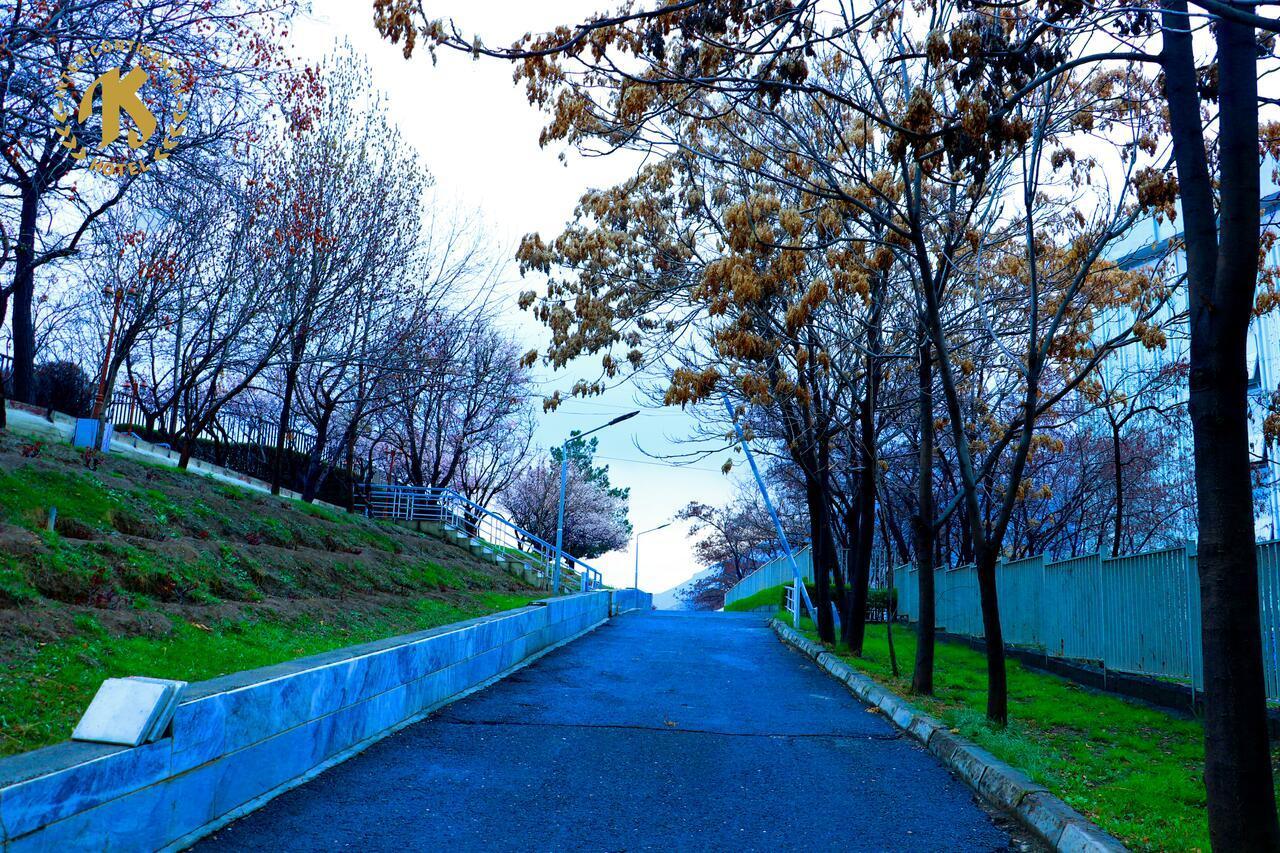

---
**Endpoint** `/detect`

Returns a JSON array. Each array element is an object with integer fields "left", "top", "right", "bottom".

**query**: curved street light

[
  {"left": 552, "top": 410, "right": 640, "bottom": 594},
  {"left": 633, "top": 522, "right": 671, "bottom": 592}
]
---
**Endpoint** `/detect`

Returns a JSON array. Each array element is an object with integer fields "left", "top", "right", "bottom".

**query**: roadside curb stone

[
  {"left": 770, "top": 618, "right": 1128, "bottom": 853},
  {"left": 949, "top": 741, "right": 997, "bottom": 789},
  {"left": 1018, "top": 791, "right": 1083, "bottom": 848}
]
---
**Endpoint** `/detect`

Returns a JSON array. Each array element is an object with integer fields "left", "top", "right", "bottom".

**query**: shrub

[
  {"left": 31, "top": 361, "right": 94, "bottom": 417},
  {"left": 867, "top": 587, "right": 898, "bottom": 611}
]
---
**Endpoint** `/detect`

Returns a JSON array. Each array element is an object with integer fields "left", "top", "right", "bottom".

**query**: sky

[{"left": 290, "top": 1, "right": 742, "bottom": 595}]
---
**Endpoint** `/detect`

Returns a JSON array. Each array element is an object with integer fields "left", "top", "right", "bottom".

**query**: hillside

[
  {"left": 0, "top": 427, "right": 543, "bottom": 756},
  {"left": 652, "top": 566, "right": 717, "bottom": 610}
]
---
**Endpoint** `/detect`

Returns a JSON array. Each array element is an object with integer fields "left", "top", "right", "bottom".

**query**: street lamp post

[
  {"left": 552, "top": 410, "right": 639, "bottom": 594},
  {"left": 93, "top": 284, "right": 138, "bottom": 420},
  {"left": 633, "top": 522, "right": 671, "bottom": 592}
]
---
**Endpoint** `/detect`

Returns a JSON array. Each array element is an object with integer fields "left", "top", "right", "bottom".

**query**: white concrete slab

[{"left": 72, "top": 678, "right": 186, "bottom": 747}]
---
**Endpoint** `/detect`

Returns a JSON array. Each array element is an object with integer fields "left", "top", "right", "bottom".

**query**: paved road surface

[{"left": 198, "top": 611, "right": 1020, "bottom": 851}]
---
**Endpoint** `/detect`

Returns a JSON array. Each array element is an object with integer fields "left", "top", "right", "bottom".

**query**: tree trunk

[
  {"left": 301, "top": 448, "right": 328, "bottom": 503},
  {"left": 178, "top": 431, "right": 195, "bottom": 469},
  {"left": 885, "top": 562, "right": 898, "bottom": 677},
  {"left": 94, "top": 357, "right": 126, "bottom": 447},
  {"left": 270, "top": 353, "right": 302, "bottom": 496},
  {"left": 0, "top": 290, "right": 9, "bottom": 431},
  {"left": 1190, "top": 304, "right": 1278, "bottom": 852},
  {"left": 912, "top": 340, "right": 936, "bottom": 695},
  {"left": 845, "top": 463, "right": 875, "bottom": 653},
  {"left": 805, "top": 474, "right": 837, "bottom": 643},
  {"left": 301, "top": 405, "right": 338, "bottom": 503},
  {"left": 974, "top": 544, "right": 1007, "bottom": 724},
  {"left": 846, "top": 270, "right": 885, "bottom": 651},
  {"left": 840, "top": 484, "right": 858, "bottom": 643},
  {"left": 1160, "top": 1, "right": 1280, "bottom": 846},
  {"left": 11, "top": 184, "right": 39, "bottom": 403}
]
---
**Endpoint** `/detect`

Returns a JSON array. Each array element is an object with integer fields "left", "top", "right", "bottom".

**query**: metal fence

[
  {"left": 722, "top": 545, "right": 893, "bottom": 609},
  {"left": 353, "top": 483, "right": 604, "bottom": 592},
  {"left": 892, "top": 540, "right": 1280, "bottom": 700},
  {"left": 723, "top": 547, "right": 814, "bottom": 607},
  {"left": 105, "top": 390, "right": 317, "bottom": 459}
]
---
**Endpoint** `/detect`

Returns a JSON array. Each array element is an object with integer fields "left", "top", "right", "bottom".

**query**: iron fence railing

[
  {"left": 105, "top": 390, "right": 317, "bottom": 459},
  {"left": 353, "top": 483, "right": 604, "bottom": 592},
  {"left": 890, "top": 540, "right": 1280, "bottom": 702}
]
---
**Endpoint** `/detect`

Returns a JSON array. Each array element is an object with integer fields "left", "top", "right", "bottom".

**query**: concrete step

[{"left": 390, "top": 516, "right": 551, "bottom": 589}]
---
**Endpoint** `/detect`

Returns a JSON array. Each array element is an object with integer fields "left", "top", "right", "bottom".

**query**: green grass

[
  {"left": 0, "top": 464, "right": 124, "bottom": 530},
  {"left": 790, "top": 614, "right": 1279, "bottom": 852},
  {"left": 0, "top": 591, "right": 549, "bottom": 757},
  {"left": 0, "top": 436, "right": 553, "bottom": 758},
  {"left": 724, "top": 583, "right": 787, "bottom": 612},
  {"left": 493, "top": 543, "right": 542, "bottom": 564}
]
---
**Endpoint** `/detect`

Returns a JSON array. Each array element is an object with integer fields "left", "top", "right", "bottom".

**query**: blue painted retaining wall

[
  {"left": 0, "top": 592, "right": 612, "bottom": 851},
  {"left": 609, "top": 588, "right": 653, "bottom": 615}
]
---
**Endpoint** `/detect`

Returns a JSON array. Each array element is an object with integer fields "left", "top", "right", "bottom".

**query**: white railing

[
  {"left": 353, "top": 484, "right": 604, "bottom": 592},
  {"left": 781, "top": 580, "right": 845, "bottom": 629}
]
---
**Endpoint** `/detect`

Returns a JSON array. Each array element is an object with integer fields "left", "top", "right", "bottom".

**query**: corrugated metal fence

[
  {"left": 723, "top": 548, "right": 814, "bottom": 607},
  {"left": 892, "top": 540, "right": 1280, "bottom": 700}
]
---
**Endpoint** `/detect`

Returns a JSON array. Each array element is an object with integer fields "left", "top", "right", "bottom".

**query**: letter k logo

[{"left": 79, "top": 67, "right": 157, "bottom": 150}]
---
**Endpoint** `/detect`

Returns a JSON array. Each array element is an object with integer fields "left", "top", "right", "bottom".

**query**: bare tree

[{"left": 0, "top": 0, "right": 292, "bottom": 415}]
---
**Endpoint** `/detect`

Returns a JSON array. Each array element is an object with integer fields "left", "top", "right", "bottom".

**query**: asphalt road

[{"left": 197, "top": 611, "right": 1021, "bottom": 852}]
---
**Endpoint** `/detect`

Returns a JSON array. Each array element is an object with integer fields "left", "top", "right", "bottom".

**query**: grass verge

[
  {"left": 0, "top": 591, "right": 546, "bottom": 758},
  {"left": 789, "top": 613, "right": 1280, "bottom": 853}
]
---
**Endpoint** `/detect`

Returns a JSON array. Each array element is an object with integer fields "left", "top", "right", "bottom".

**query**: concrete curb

[{"left": 770, "top": 618, "right": 1128, "bottom": 853}]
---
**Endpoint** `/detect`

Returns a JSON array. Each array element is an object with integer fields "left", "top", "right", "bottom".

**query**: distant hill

[{"left": 653, "top": 566, "right": 718, "bottom": 610}]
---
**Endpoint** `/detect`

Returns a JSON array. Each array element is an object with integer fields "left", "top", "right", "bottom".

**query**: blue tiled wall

[{"left": 0, "top": 592, "right": 611, "bottom": 851}]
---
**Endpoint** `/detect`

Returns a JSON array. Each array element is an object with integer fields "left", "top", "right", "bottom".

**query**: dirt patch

[
  {"left": 53, "top": 515, "right": 96, "bottom": 540},
  {"left": 0, "top": 526, "right": 45, "bottom": 558}
]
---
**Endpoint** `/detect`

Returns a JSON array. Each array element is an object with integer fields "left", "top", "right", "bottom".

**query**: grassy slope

[
  {"left": 789, "top": 612, "right": 1280, "bottom": 853},
  {"left": 723, "top": 583, "right": 786, "bottom": 612},
  {"left": 0, "top": 429, "right": 545, "bottom": 757}
]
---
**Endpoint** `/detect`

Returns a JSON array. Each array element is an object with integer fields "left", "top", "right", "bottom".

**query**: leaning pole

[{"left": 722, "top": 395, "right": 819, "bottom": 625}]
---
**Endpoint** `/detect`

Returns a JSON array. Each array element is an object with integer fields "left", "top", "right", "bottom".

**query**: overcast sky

[{"left": 291, "top": 1, "right": 744, "bottom": 596}]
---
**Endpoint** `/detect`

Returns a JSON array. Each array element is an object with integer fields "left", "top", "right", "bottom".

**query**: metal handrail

[
  {"left": 782, "top": 581, "right": 842, "bottom": 629},
  {"left": 353, "top": 484, "right": 604, "bottom": 591}
]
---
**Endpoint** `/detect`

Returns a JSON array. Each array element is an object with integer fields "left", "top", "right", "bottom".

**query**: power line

[{"left": 592, "top": 453, "right": 729, "bottom": 473}]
